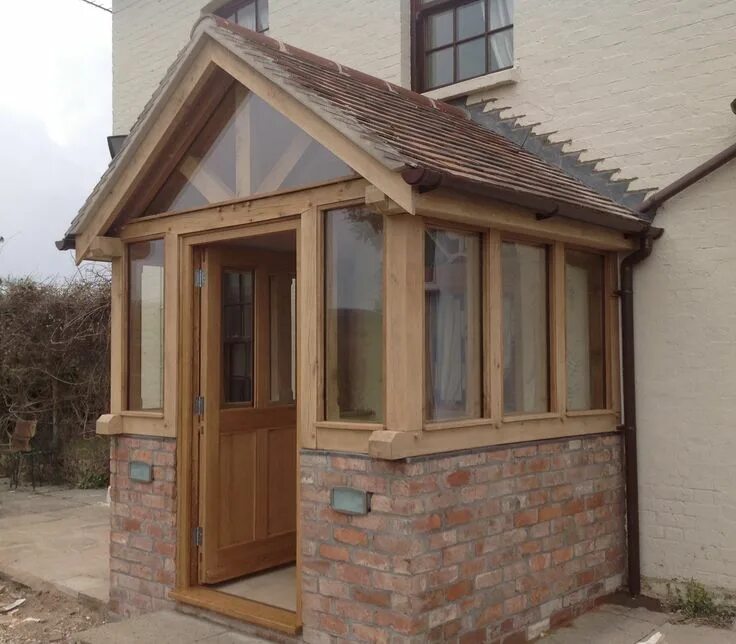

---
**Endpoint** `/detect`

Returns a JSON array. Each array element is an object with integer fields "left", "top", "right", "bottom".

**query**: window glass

[
  {"left": 216, "top": 0, "right": 269, "bottom": 32},
  {"left": 490, "top": 29, "right": 514, "bottom": 71},
  {"left": 269, "top": 274, "right": 296, "bottom": 404},
  {"left": 457, "top": 1, "right": 486, "bottom": 40},
  {"left": 143, "top": 84, "right": 354, "bottom": 216},
  {"left": 427, "top": 9, "right": 454, "bottom": 48},
  {"left": 425, "top": 228, "right": 482, "bottom": 421},
  {"left": 457, "top": 37, "right": 486, "bottom": 81},
  {"left": 566, "top": 250, "right": 606, "bottom": 411},
  {"left": 490, "top": 0, "right": 514, "bottom": 29},
  {"left": 325, "top": 207, "right": 384, "bottom": 422},
  {"left": 418, "top": 0, "right": 514, "bottom": 91},
  {"left": 127, "top": 240, "right": 165, "bottom": 411},
  {"left": 426, "top": 47, "right": 454, "bottom": 89},
  {"left": 223, "top": 270, "right": 254, "bottom": 404},
  {"left": 502, "top": 242, "right": 549, "bottom": 415}
]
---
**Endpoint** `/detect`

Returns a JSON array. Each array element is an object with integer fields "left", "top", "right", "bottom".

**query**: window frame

[
  {"left": 411, "top": 0, "right": 515, "bottom": 93},
  {"left": 213, "top": 0, "right": 269, "bottom": 32}
]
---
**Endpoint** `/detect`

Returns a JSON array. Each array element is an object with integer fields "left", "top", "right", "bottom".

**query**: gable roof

[{"left": 61, "top": 15, "right": 651, "bottom": 253}]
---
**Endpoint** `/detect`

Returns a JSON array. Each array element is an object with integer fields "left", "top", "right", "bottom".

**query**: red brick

[
  {"left": 319, "top": 543, "right": 350, "bottom": 561},
  {"left": 334, "top": 527, "right": 368, "bottom": 546},
  {"left": 446, "top": 470, "right": 472, "bottom": 487},
  {"left": 514, "top": 509, "right": 538, "bottom": 527}
]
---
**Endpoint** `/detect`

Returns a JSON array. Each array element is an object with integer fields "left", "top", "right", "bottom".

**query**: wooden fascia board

[
  {"left": 208, "top": 42, "right": 416, "bottom": 216},
  {"left": 74, "top": 39, "right": 219, "bottom": 262},
  {"left": 414, "top": 189, "right": 636, "bottom": 252}
]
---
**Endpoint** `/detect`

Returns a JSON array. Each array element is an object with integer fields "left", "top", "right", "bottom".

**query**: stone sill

[{"left": 422, "top": 66, "right": 520, "bottom": 102}]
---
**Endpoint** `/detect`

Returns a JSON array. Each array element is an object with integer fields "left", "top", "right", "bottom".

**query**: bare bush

[{"left": 0, "top": 268, "right": 111, "bottom": 484}]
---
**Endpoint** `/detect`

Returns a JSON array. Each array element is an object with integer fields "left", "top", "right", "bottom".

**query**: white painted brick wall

[
  {"left": 112, "top": 0, "right": 736, "bottom": 593},
  {"left": 111, "top": 0, "right": 410, "bottom": 134}
]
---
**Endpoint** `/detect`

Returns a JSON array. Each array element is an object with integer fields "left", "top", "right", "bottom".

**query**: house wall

[
  {"left": 111, "top": 0, "right": 410, "bottom": 134},
  {"left": 301, "top": 434, "right": 625, "bottom": 643}
]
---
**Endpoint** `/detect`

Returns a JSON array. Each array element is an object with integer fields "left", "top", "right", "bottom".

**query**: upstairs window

[
  {"left": 214, "top": 0, "right": 269, "bottom": 32},
  {"left": 413, "top": 0, "right": 514, "bottom": 92}
]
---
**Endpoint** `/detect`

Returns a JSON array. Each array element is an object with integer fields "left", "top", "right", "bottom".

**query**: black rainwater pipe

[{"left": 619, "top": 228, "right": 662, "bottom": 596}]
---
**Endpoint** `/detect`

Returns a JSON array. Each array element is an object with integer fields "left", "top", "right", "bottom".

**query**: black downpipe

[{"left": 619, "top": 230, "right": 660, "bottom": 596}]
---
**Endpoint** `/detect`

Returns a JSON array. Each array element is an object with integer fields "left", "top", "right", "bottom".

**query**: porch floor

[{"left": 213, "top": 565, "right": 297, "bottom": 612}]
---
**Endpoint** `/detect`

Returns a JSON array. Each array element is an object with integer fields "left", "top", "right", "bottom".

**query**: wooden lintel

[
  {"left": 96, "top": 413, "right": 122, "bottom": 436},
  {"left": 364, "top": 185, "right": 404, "bottom": 215},
  {"left": 85, "top": 237, "right": 124, "bottom": 262}
]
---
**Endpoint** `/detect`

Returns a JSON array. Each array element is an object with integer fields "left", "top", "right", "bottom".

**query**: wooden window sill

[
  {"left": 314, "top": 421, "right": 384, "bottom": 432},
  {"left": 424, "top": 417, "right": 490, "bottom": 432},
  {"left": 119, "top": 410, "right": 165, "bottom": 419},
  {"left": 566, "top": 409, "right": 617, "bottom": 418},
  {"left": 503, "top": 412, "right": 561, "bottom": 424}
]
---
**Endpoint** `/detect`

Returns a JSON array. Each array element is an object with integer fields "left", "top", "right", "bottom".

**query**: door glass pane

[
  {"left": 143, "top": 84, "right": 354, "bottom": 217},
  {"left": 566, "top": 251, "right": 606, "bottom": 411},
  {"left": 270, "top": 274, "right": 296, "bottom": 404},
  {"left": 127, "top": 239, "right": 165, "bottom": 411},
  {"left": 223, "top": 270, "right": 254, "bottom": 404},
  {"left": 426, "top": 47, "right": 454, "bottom": 89},
  {"left": 427, "top": 8, "right": 454, "bottom": 48},
  {"left": 325, "top": 207, "right": 384, "bottom": 422},
  {"left": 457, "top": 37, "right": 487, "bottom": 81},
  {"left": 490, "top": 0, "right": 514, "bottom": 29},
  {"left": 425, "top": 229, "right": 482, "bottom": 421},
  {"left": 502, "top": 242, "right": 549, "bottom": 415},
  {"left": 457, "top": 0, "right": 486, "bottom": 40},
  {"left": 489, "top": 29, "right": 514, "bottom": 70}
]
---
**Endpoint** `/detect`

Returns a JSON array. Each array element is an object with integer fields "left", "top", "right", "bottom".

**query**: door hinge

[
  {"left": 193, "top": 526, "right": 203, "bottom": 547},
  {"left": 194, "top": 268, "right": 206, "bottom": 288},
  {"left": 194, "top": 394, "right": 205, "bottom": 416}
]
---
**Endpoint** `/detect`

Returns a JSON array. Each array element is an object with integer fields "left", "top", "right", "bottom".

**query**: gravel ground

[{"left": 0, "top": 578, "right": 108, "bottom": 643}]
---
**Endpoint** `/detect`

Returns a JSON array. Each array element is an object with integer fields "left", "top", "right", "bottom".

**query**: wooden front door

[{"left": 199, "top": 242, "right": 297, "bottom": 585}]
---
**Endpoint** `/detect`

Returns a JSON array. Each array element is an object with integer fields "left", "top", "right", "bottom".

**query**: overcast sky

[{"left": 0, "top": 0, "right": 112, "bottom": 280}]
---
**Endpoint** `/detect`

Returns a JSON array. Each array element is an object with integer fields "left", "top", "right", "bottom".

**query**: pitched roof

[{"left": 62, "top": 15, "right": 650, "bottom": 246}]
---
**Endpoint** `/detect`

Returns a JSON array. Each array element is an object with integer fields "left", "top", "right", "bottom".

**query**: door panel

[{"left": 199, "top": 243, "right": 297, "bottom": 585}]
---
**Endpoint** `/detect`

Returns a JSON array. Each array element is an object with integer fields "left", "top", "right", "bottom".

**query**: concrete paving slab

[
  {"left": 659, "top": 621, "right": 736, "bottom": 643},
  {"left": 0, "top": 480, "right": 109, "bottom": 604},
  {"left": 539, "top": 605, "right": 670, "bottom": 643},
  {"left": 76, "top": 611, "right": 270, "bottom": 644}
]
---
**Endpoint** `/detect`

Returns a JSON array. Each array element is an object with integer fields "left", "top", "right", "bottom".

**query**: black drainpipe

[{"left": 619, "top": 228, "right": 662, "bottom": 596}]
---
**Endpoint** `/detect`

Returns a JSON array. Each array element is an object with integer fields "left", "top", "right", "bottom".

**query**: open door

[{"left": 199, "top": 235, "right": 297, "bottom": 585}]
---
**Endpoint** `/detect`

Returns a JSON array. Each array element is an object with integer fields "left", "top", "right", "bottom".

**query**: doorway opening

[{"left": 196, "top": 229, "right": 298, "bottom": 618}]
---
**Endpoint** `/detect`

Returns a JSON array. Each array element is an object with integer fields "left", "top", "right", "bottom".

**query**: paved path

[
  {"left": 77, "top": 611, "right": 270, "bottom": 643},
  {"left": 0, "top": 479, "right": 109, "bottom": 604},
  {"left": 539, "top": 602, "right": 736, "bottom": 644}
]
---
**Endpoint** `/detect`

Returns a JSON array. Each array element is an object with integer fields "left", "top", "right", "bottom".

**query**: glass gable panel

[{"left": 143, "top": 83, "right": 354, "bottom": 217}]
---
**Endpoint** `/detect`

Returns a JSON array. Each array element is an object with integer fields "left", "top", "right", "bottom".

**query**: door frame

[{"left": 171, "top": 217, "right": 302, "bottom": 635}]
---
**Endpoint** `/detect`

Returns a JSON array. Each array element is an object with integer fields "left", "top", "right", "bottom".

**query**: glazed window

[
  {"left": 502, "top": 242, "right": 549, "bottom": 415},
  {"left": 565, "top": 250, "right": 606, "bottom": 411},
  {"left": 413, "top": 0, "right": 514, "bottom": 91},
  {"left": 214, "top": 0, "right": 269, "bottom": 32},
  {"left": 127, "top": 239, "right": 165, "bottom": 411},
  {"left": 424, "top": 228, "right": 482, "bottom": 421},
  {"left": 222, "top": 270, "right": 254, "bottom": 404},
  {"left": 324, "top": 207, "right": 384, "bottom": 422}
]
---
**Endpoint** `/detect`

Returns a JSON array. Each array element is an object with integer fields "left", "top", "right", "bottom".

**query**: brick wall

[
  {"left": 301, "top": 434, "right": 625, "bottom": 643},
  {"left": 109, "top": 435, "right": 177, "bottom": 617}
]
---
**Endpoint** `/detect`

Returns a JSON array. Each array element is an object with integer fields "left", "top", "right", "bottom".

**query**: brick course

[
  {"left": 301, "top": 434, "right": 625, "bottom": 643},
  {"left": 109, "top": 435, "right": 177, "bottom": 617}
]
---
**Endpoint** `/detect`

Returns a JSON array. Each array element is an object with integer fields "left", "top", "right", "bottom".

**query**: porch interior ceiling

[{"left": 60, "top": 14, "right": 651, "bottom": 250}]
